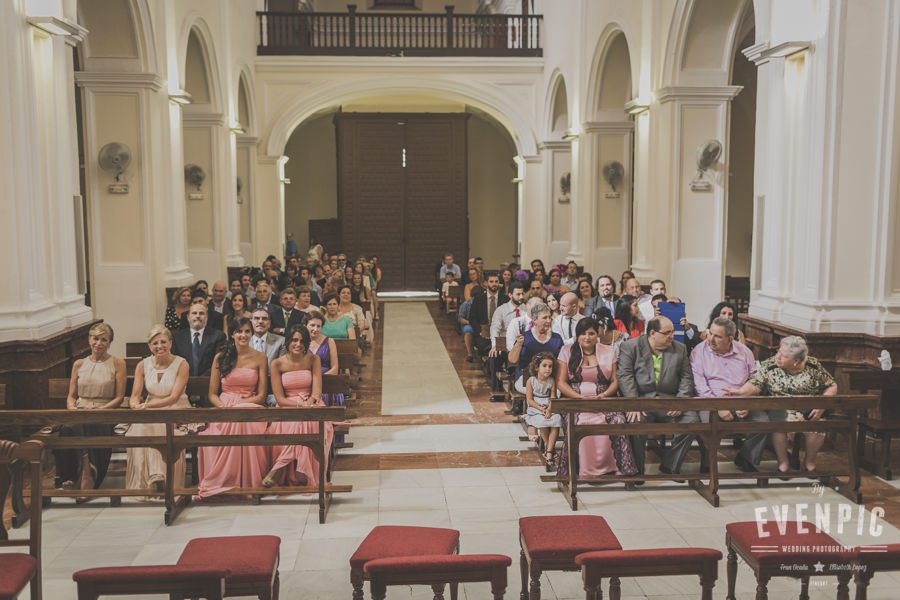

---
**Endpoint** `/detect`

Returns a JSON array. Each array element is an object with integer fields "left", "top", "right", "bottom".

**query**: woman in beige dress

[
  {"left": 55, "top": 323, "right": 126, "bottom": 496},
  {"left": 126, "top": 325, "right": 191, "bottom": 493}
]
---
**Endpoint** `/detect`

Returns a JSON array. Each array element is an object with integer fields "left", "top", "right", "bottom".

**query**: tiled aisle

[
  {"left": 9, "top": 300, "right": 900, "bottom": 599},
  {"left": 381, "top": 302, "right": 474, "bottom": 415}
]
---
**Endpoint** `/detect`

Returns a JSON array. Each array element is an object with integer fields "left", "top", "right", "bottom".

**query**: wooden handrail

[
  {"left": 0, "top": 406, "right": 345, "bottom": 426},
  {"left": 543, "top": 394, "right": 877, "bottom": 510},
  {"left": 256, "top": 9, "right": 543, "bottom": 57}
]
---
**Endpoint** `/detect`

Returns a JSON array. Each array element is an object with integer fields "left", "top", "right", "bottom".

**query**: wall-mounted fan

[
  {"left": 602, "top": 161, "right": 624, "bottom": 192},
  {"left": 691, "top": 139, "right": 722, "bottom": 191},
  {"left": 98, "top": 142, "right": 132, "bottom": 193},
  {"left": 185, "top": 164, "right": 206, "bottom": 200},
  {"left": 558, "top": 172, "right": 571, "bottom": 203},
  {"left": 236, "top": 176, "right": 244, "bottom": 204}
]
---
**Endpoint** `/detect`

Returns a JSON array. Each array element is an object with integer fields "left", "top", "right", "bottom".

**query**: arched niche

[
  {"left": 77, "top": 0, "right": 155, "bottom": 73},
  {"left": 549, "top": 76, "right": 569, "bottom": 139},
  {"left": 595, "top": 32, "right": 632, "bottom": 120}
]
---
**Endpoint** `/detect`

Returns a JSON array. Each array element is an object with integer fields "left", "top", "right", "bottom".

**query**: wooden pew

[
  {"left": 445, "top": 285, "right": 462, "bottom": 314},
  {"left": 4, "top": 404, "right": 350, "bottom": 526},
  {"left": 125, "top": 343, "right": 151, "bottom": 358},
  {"left": 335, "top": 338, "right": 362, "bottom": 382},
  {"left": 850, "top": 370, "right": 900, "bottom": 479},
  {"left": 541, "top": 395, "right": 877, "bottom": 509}
]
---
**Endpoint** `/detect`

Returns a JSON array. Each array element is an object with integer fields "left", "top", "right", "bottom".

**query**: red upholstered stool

[
  {"left": 364, "top": 554, "right": 512, "bottom": 600},
  {"left": 854, "top": 543, "right": 900, "bottom": 600},
  {"left": 725, "top": 521, "right": 856, "bottom": 600},
  {"left": 73, "top": 565, "right": 229, "bottom": 600},
  {"left": 519, "top": 515, "right": 621, "bottom": 600},
  {"left": 175, "top": 535, "right": 281, "bottom": 600},
  {"left": 350, "top": 525, "right": 460, "bottom": 600},
  {"left": 575, "top": 548, "right": 722, "bottom": 600}
]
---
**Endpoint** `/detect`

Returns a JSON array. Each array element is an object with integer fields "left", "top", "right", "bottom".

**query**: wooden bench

[
  {"left": 3, "top": 404, "right": 350, "bottom": 527},
  {"left": 125, "top": 342, "right": 151, "bottom": 358},
  {"left": 0, "top": 440, "right": 45, "bottom": 600},
  {"left": 850, "top": 370, "right": 900, "bottom": 479},
  {"left": 444, "top": 285, "right": 462, "bottom": 314},
  {"left": 541, "top": 395, "right": 877, "bottom": 508}
]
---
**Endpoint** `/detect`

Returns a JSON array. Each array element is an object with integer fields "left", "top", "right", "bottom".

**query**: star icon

[{"left": 813, "top": 561, "right": 825, "bottom": 573}]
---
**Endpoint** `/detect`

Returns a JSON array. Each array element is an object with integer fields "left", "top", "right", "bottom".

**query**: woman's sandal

[
  {"left": 545, "top": 453, "right": 557, "bottom": 470},
  {"left": 60, "top": 480, "right": 76, "bottom": 490}
]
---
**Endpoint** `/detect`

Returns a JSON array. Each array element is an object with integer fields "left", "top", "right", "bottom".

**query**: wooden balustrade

[
  {"left": 540, "top": 395, "right": 877, "bottom": 509},
  {"left": 257, "top": 6, "right": 542, "bottom": 57}
]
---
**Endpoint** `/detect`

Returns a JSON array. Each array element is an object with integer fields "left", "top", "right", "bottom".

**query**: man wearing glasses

[{"left": 617, "top": 316, "right": 699, "bottom": 477}]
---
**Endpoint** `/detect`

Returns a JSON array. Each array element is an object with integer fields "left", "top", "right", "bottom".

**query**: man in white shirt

[
  {"left": 560, "top": 260, "right": 580, "bottom": 289},
  {"left": 551, "top": 292, "right": 584, "bottom": 344},
  {"left": 209, "top": 281, "right": 228, "bottom": 314},
  {"left": 487, "top": 281, "right": 526, "bottom": 396}
]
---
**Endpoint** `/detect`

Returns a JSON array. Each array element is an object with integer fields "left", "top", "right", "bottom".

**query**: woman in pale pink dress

[
  {"left": 196, "top": 317, "right": 269, "bottom": 499},
  {"left": 556, "top": 318, "right": 637, "bottom": 477},
  {"left": 263, "top": 324, "right": 333, "bottom": 487}
]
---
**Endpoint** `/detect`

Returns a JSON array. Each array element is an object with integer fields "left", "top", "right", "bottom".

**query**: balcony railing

[{"left": 257, "top": 5, "right": 542, "bottom": 57}]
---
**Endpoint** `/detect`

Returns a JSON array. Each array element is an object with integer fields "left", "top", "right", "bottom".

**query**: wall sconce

[
  {"left": 27, "top": 16, "right": 87, "bottom": 41},
  {"left": 624, "top": 99, "right": 650, "bottom": 115},
  {"left": 169, "top": 90, "right": 193, "bottom": 105},
  {"left": 562, "top": 128, "right": 580, "bottom": 141}
]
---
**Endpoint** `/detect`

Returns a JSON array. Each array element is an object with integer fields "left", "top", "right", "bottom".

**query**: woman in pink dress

[
  {"left": 263, "top": 324, "right": 333, "bottom": 487},
  {"left": 556, "top": 318, "right": 637, "bottom": 477},
  {"left": 196, "top": 317, "right": 269, "bottom": 499}
]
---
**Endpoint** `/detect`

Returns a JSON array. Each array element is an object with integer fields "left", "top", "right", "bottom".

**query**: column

[
  {"left": 539, "top": 141, "right": 571, "bottom": 266},
  {"left": 518, "top": 153, "right": 547, "bottom": 265}
]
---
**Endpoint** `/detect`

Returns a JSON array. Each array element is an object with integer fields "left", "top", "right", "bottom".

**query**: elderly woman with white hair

[{"left": 726, "top": 335, "right": 837, "bottom": 473}]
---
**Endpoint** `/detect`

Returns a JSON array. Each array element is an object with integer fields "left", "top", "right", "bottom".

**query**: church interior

[{"left": 3, "top": 0, "right": 900, "bottom": 598}]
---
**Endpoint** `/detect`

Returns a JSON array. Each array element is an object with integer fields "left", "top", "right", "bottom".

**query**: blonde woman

[{"left": 125, "top": 325, "right": 191, "bottom": 494}]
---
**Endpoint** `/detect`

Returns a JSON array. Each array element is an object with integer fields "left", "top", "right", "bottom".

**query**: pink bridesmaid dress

[
  {"left": 197, "top": 367, "right": 268, "bottom": 498},
  {"left": 267, "top": 369, "right": 334, "bottom": 487}
]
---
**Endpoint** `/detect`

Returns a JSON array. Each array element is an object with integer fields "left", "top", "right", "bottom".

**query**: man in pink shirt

[{"left": 691, "top": 316, "right": 767, "bottom": 472}]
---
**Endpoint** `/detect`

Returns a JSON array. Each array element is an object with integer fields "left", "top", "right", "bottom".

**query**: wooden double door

[{"left": 335, "top": 113, "right": 468, "bottom": 290}]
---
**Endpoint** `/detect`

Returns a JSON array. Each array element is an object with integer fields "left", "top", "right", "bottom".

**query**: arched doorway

[{"left": 281, "top": 94, "right": 518, "bottom": 289}]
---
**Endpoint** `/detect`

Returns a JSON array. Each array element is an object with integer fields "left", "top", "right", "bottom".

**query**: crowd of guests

[
  {"left": 447, "top": 256, "right": 837, "bottom": 477},
  {"left": 53, "top": 246, "right": 378, "bottom": 499}
]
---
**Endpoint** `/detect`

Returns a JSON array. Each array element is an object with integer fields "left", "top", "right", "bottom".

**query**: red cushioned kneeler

[
  {"left": 364, "top": 553, "right": 512, "bottom": 600},
  {"left": 575, "top": 548, "right": 721, "bottom": 600},
  {"left": 518, "top": 515, "right": 621, "bottom": 600},
  {"left": 175, "top": 535, "right": 281, "bottom": 600},
  {"left": 0, "top": 554, "right": 37, "bottom": 598},
  {"left": 349, "top": 525, "right": 460, "bottom": 600},
  {"left": 725, "top": 521, "right": 856, "bottom": 600},
  {"left": 853, "top": 543, "right": 900, "bottom": 600},
  {"left": 73, "top": 565, "right": 230, "bottom": 600}
]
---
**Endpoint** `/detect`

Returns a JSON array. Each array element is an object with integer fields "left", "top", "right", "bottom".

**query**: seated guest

[
  {"left": 165, "top": 286, "right": 192, "bottom": 331},
  {"left": 126, "top": 325, "right": 191, "bottom": 493},
  {"left": 172, "top": 302, "right": 226, "bottom": 379},
  {"left": 725, "top": 335, "right": 837, "bottom": 473},
  {"left": 264, "top": 325, "right": 332, "bottom": 487},
  {"left": 506, "top": 296, "right": 543, "bottom": 350},
  {"left": 55, "top": 323, "right": 126, "bottom": 497},
  {"left": 252, "top": 280, "right": 275, "bottom": 312},
  {"left": 463, "top": 267, "right": 483, "bottom": 301},
  {"left": 552, "top": 291, "right": 584, "bottom": 345},
  {"left": 526, "top": 276, "right": 546, "bottom": 300},
  {"left": 651, "top": 294, "right": 668, "bottom": 316},
  {"left": 524, "top": 352, "right": 563, "bottom": 467},
  {"left": 295, "top": 286, "right": 316, "bottom": 313},
  {"left": 555, "top": 318, "right": 637, "bottom": 478},
  {"left": 622, "top": 277, "right": 643, "bottom": 299},
  {"left": 617, "top": 316, "right": 698, "bottom": 476},
  {"left": 229, "top": 277, "right": 243, "bottom": 297},
  {"left": 196, "top": 317, "right": 269, "bottom": 500},
  {"left": 442, "top": 270, "right": 460, "bottom": 310},
  {"left": 500, "top": 268, "right": 513, "bottom": 296},
  {"left": 576, "top": 279, "right": 596, "bottom": 315},
  {"left": 337, "top": 285, "right": 369, "bottom": 341},
  {"left": 560, "top": 261, "right": 580, "bottom": 289},
  {"left": 343, "top": 265, "right": 355, "bottom": 287},
  {"left": 529, "top": 259, "right": 546, "bottom": 275},
  {"left": 322, "top": 292, "right": 356, "bottom": 340},
  {"left": 593, "top": 307, "right": 628, "bottom": 357},
  {"left": 508, "top": 302, "right": 564, "bottom": 393},
  {"left": 306, "top": 311, "right": 343, "bottom": 407},
  {"left": 178, "top": 290, "right": 223, "bottom": 332},
  {"left": 469, "top": 272, "right": 506, "bottom": 356},
  {"left": 700, "top": 301, "right": 747, "bottom": 344},
  {"left": 271, "top": 288, "right": 303, "bottom": 335},
  {"left": 613, "top": 294, "right": 644, "bottom": 338},
  {"left": 618, "top": 270, "right": 636, "bottom": 296},
  {"left": 241, "top": 274, "right": 256, "bottom": 300},
  {"left": 544, "top": 268, "right": 569, "bottom": 295},
  {"left": 650, "top": 279, "right": 667, "bottom": 296},
  {"left": 209, "top": 281, "right": 229, "bottom": 315},
  {"left": 546, "top": 292, "right": 561, "bottom": 319},
  {"left": 194, "top": 280, "right": 209, "bottom": 294},
  {"left": 299, "top": 266, "right": 323, "bottom": 299},
  {"left": 439, "top": 252, "right": 462, "bottom": 283},
  {"left": 578, "top": 272, "right": 593, "bottom": 286},
  {"left": 691, "top": 317, "right": 766, "bottom": 472},
  {"left": 585, "top": 275, "right": 617, "bottom": 316},
  {"left": 489, "top": 281, "right": 526, "bottom": 356},
  {"left": 250, "top": 307, "right": 286, "bottom": 365},
  {"left": 457, "top": 297, "right": 477, "bottom": 362},
  {"left": 225, "top": 292, "right": 252, "bottom": 333},
  {"left": 350, "top": 272, "right": 369, "bottom": 305}
]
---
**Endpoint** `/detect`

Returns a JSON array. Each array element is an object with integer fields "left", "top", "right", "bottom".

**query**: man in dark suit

[
  {"left": 617, "top": 316, "right": 699, "bottom": 476},
  {"left": 252, "top": 280, "right": 275, "bottom": 313},
  {"left": 184, "top": 290, "right": 223, "bottom": 332},
  {"left": 469, "top": 273, "right": 507, "bottom": 353},
  {"left": 172, "top": 302, "right": 226, "bottom": 379},
  {"left": 587, "top": 274, "right": 619, "bottom": 315},
  {"left": 270, "top": 287, "right": 304, "bottom": 335}
]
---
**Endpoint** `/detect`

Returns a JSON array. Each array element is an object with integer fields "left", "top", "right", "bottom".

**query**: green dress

[{"left": 321, "top": 315, "right": 354, "bottom": 339}]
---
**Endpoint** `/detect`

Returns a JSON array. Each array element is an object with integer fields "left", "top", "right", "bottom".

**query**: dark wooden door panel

[
  {"left": 404, "top": 117, "right": 468, "bottom": 289},
  {"left": 336, "top": 113, "right": 467, "bottom": 291}
]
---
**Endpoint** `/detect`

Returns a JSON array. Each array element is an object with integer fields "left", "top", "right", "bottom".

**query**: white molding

[
  {"left": 182, "top": 112, "right": 227, "bottom": 126},
  {"left": 582, "top": 121, "right": 635, "bottom": 134},
  {"left": 258, "top": 155, "right": 281, "bottom": 165},
  {"left": 74, "top": 71, "right": 164, "bottom": 90},
  {"left": 656, "top": 85, "right": 743, "bottom": 103},
  {"left": 742, "top": 41, "right": 771, "bottom": 66},
  {"left": 236, "top": 135, "right": 260, "bottom": 145},
  {"left": 538, "top": 141, "right": 571, "bottom": 151},
  {"left": 522, "top": 154, "right": 543, "bottom": 164}
]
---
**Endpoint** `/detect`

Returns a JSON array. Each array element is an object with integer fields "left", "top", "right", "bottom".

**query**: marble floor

[{"left": 6, "top": 300, "right": 900, "bottom": 599}]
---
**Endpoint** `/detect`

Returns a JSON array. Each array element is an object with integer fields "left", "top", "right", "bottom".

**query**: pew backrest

[{"left": 125, "top": 343, "right": 151, "bottom": 358}]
